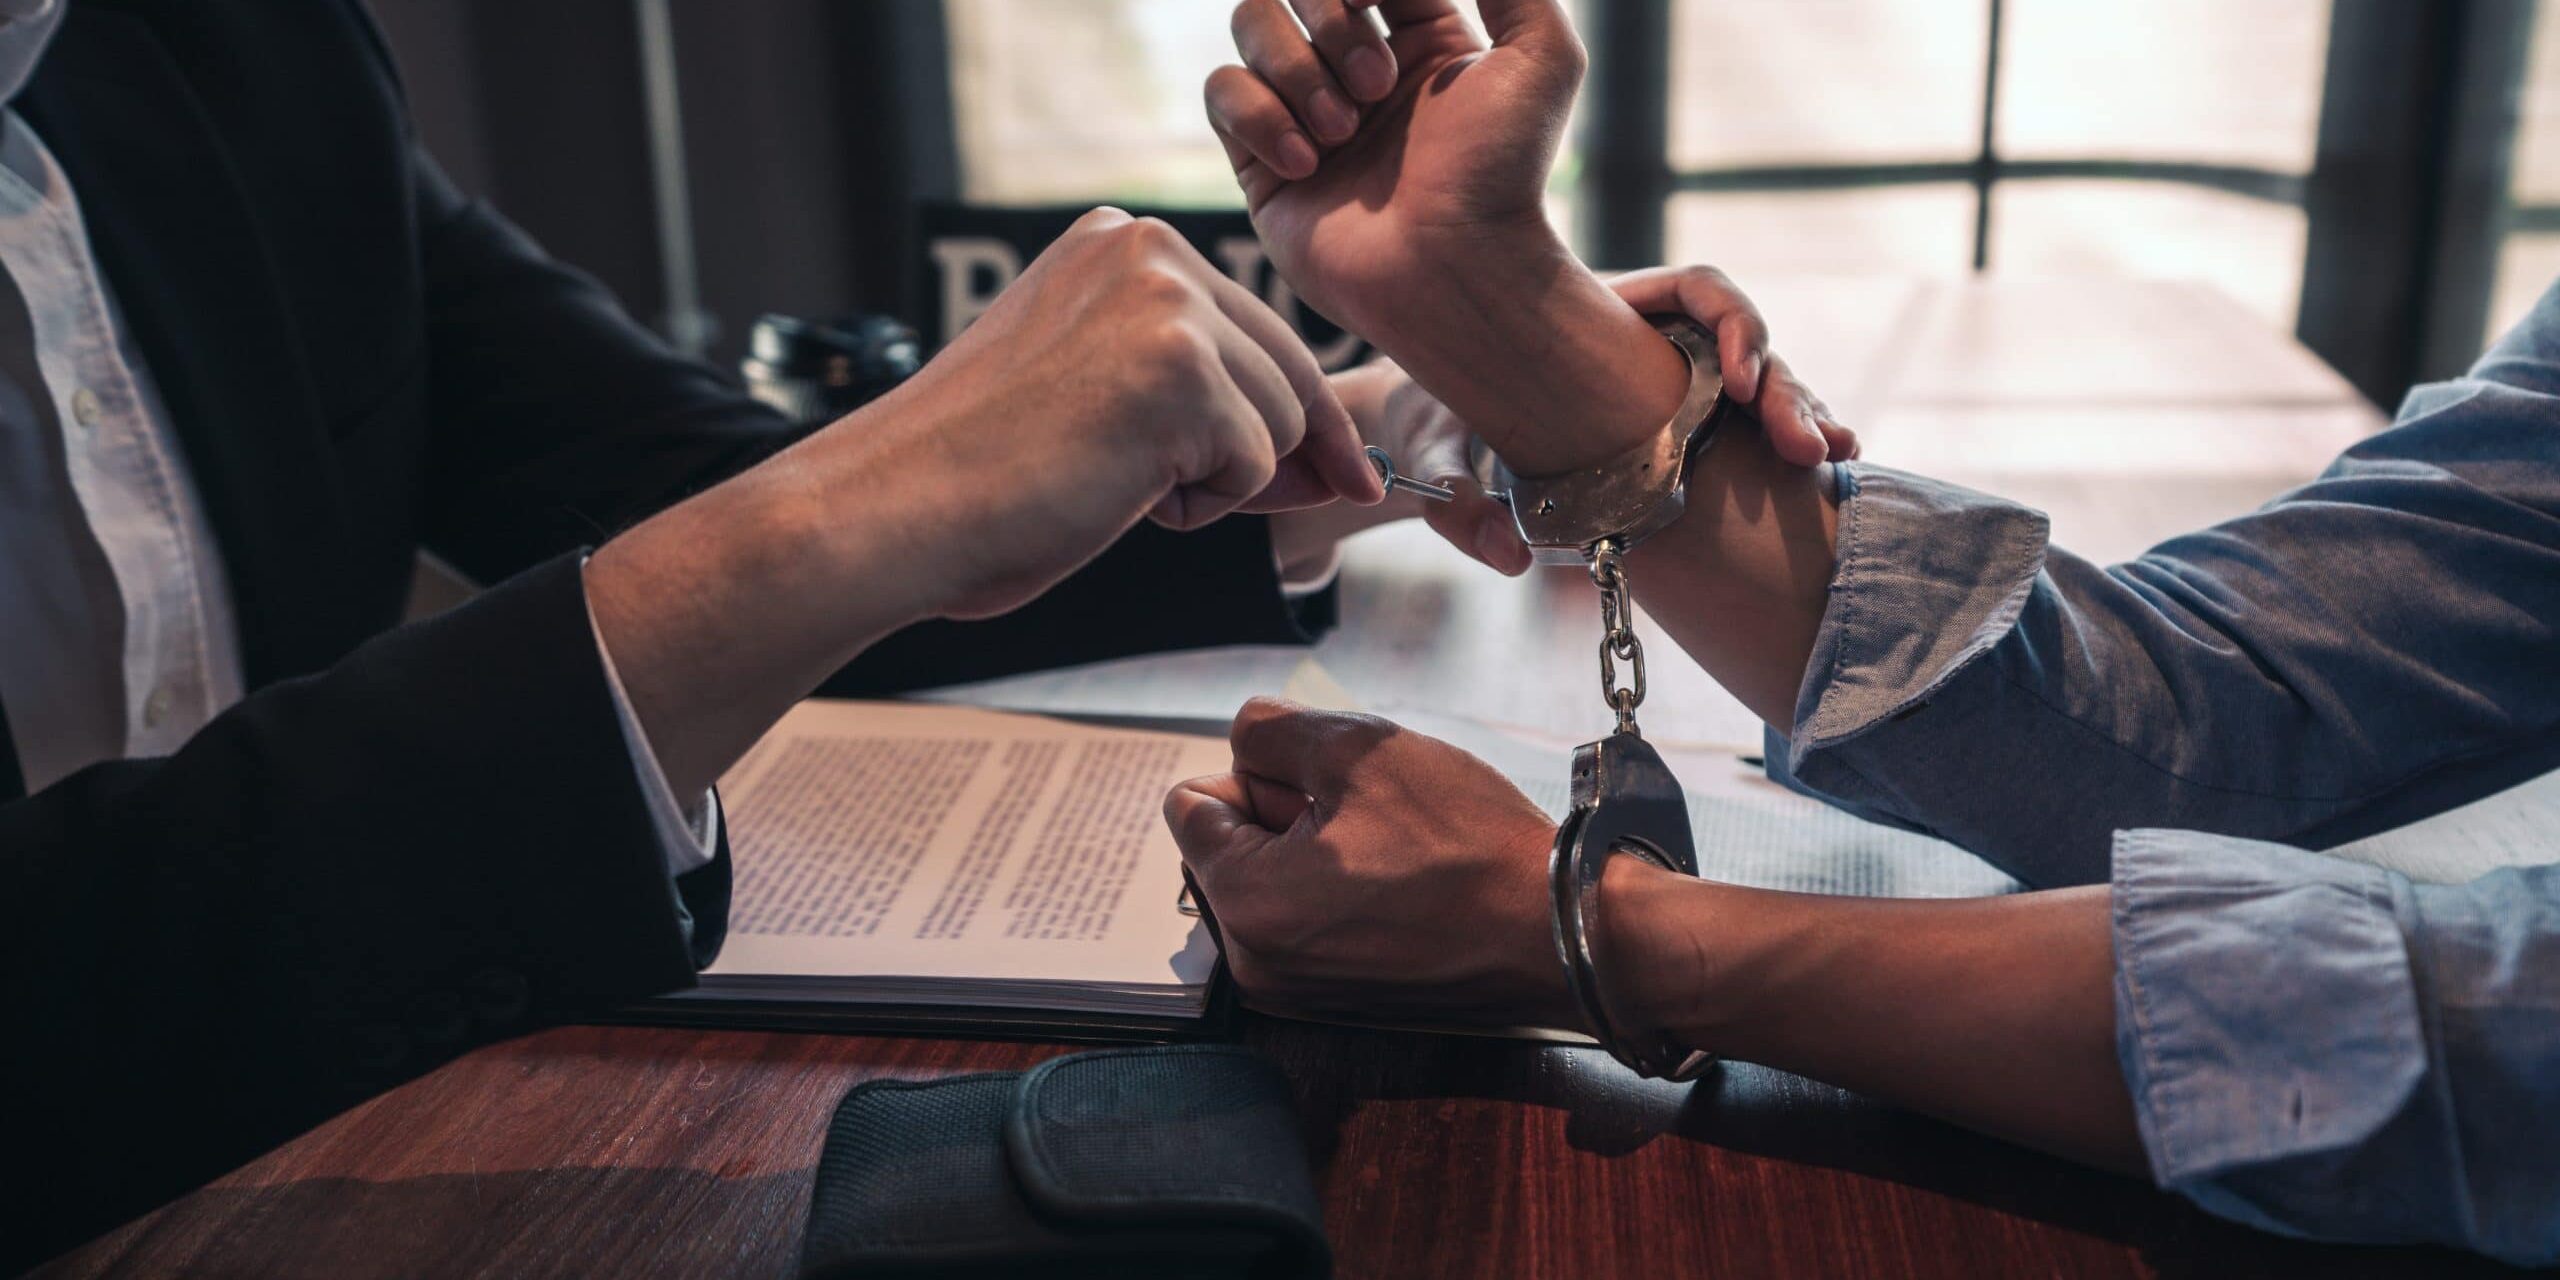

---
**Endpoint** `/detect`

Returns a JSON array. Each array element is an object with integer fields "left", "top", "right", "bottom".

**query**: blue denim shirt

[{"left": 1769, "top": 283, "right": 2560, "bottom": 1264}]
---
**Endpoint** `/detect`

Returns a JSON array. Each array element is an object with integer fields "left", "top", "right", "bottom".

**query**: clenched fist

[
  {"left": 863, "top": 208, "right": 1384, "bottom": 618},
  {"left": 1166, "top": 697, "right": 1571, "bottom": 1027},
  {"left": 1206, "top": 0, "right": 1582, "bottom": 347}
]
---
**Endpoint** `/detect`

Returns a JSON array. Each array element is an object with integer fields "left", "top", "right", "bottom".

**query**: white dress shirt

[
  {"left": 0, "top": 103, "right": 713, "bottom": 875},
  {"left": 0, "top": 110, "right": 240, "bottom": 793}
]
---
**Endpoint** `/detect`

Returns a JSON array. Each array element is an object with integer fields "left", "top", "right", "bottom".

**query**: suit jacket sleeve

[{"left": 0, "top": 555, "right": 722, "bottom": 1271}]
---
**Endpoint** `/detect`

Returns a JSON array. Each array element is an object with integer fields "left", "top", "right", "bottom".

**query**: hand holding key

[
  {"left": 1366, "top": 446, "right": 1455, "bottom": 503},
  {"left": 866, "top": 207, "right": 1384, "bottom": 621}
]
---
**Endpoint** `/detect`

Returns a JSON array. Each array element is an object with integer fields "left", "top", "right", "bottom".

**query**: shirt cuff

[
  {"left": 578, "top": 562, "right": 720, "bottom": 878},
  {"left": 2109, "top": 828, "right": 2427, "bottom": 1233},
  {"left": 1788, "top": 463, "right": 2051, "bottom": 750},
  {"left": 1278, "top": 554, "right": 1343, "bottom": 598}
]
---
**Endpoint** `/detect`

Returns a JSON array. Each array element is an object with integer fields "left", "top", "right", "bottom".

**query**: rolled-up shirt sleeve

[
  {"left": 2109, "top": 830, "right": 2560, "bottom": 1265},
  {"left": 1768, "top": 463, "right": 2050, "bottom": 838},
  {"left": 1768, "top": 362, "right": 2560, "bottom": 888}
]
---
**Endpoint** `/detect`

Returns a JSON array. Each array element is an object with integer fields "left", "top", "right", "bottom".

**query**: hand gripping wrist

[{"left": 1471, "top": 316, "right": 1732, "bottom": 566}]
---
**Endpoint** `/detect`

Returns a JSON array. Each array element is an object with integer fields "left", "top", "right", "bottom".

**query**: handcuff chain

[{"left": 1589, "top": 539, "right": 1647, "bottom": 737}]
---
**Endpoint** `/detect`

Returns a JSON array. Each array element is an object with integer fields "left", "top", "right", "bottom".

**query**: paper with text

[{"left": 709, "top": 701, "right": 1228, "bottom": 993}]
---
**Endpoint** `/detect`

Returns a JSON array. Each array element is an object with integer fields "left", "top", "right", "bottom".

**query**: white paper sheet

[{"left": 706, "top": 701, "right": 1227, "bottom": 1002}]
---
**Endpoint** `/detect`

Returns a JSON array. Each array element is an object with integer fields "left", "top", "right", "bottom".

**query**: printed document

[{"left": 689, "top": 700, "right": 1229, "bottom": 1017}]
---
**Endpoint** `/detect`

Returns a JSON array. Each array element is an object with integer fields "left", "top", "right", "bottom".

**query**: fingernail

[
  {"left": 1344, "top": 46, "right": 1394, "bottom": 101},
  {"left": 1476, "top": 521, "right": 1516, "bottom": 568},
  {"left": 1800, "top": 408, "right": 1829, "bottom": 456},
  {"left": 1308, "top": 87, "right": 1357, "bottom": 142},
  {"left": 1277, "top": 131, "right": 1318, "bottom": 176},
  {"left": 1740, "top": 351, "right": 1764, "bottom": 400}
]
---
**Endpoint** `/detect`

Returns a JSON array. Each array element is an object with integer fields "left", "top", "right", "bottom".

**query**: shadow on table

[
  {"left": 1257, "top": 1018, "right": 2534, "bottom": 1280},
  {"left": 37, "top": 1166, "right": 809, "bottom": 1280}
]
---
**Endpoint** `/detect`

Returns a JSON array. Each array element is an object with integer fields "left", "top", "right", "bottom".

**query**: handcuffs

[{"left": 1473, "top": 315, "right": 1729, "bottom": 1080}]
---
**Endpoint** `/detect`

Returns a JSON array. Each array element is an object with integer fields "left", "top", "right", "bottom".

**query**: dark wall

[
  {"left": 365, "top": 0, "right": 494, "bottom": 197},
  {"left": 365, "top": 0, "right": 953, "bottom": 367},
  {"left": 369, "top": 1, "right": 665, "bottom": 332}
]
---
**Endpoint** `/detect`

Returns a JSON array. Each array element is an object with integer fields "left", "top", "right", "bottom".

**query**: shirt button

[
  {"left": 141, "top": 685, "right": 173, "bottom": 728},
  {"left": 70, "top": 386, "right": 100, "bottom": 428}
]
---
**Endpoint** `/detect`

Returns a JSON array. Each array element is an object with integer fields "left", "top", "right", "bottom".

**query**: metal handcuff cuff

[{"left": 1472, "top": 315, "right": 1730, "bottom": 1081}]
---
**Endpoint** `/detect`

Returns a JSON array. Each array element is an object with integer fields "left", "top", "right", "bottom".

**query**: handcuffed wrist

[
  {"left": 1594, "top": 857, "right": 1694, "bottom": 1036},
  {"left": 1553, "top": 816, "right": 1717, "bottom": 1079}
]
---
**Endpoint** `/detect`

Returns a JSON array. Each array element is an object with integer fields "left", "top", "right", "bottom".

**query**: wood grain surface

[{"left": 38, "top": 1017, "right": 2526, "bottom": 1279}]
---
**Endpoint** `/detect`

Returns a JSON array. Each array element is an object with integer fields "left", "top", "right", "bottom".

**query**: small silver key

[{"left": 1366, "top": 445, "right": 1457, "bottom": 503}]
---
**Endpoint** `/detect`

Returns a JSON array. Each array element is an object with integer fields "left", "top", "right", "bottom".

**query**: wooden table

[
  {"left": 50, "top": 281, "right": 2514, "bottom": 1279},
  {"left": 44, "top": 1022, "right": 2524, "bottom": 1279}
]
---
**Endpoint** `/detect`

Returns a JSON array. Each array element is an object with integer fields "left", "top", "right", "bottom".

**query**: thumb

[
  {"left": 1476, "top": 0, "right": 1580, "bottom": 57},
  {"left": 1424, "top": 485, "right": 1533, "bottom": 576},
  {"left": 1389, "top": 391, "right": 1531, "bottom": 573},
  {"left": 1398, "top": 404, "right": 1475, "bottom": 489},
  {"left": 1165, "top": 773, "right": 1280, "bottom": 874}
]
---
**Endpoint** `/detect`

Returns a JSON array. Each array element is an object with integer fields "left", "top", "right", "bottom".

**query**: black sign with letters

[{"left": 913, "top": 204, "right": 1373, "bottom": 372}]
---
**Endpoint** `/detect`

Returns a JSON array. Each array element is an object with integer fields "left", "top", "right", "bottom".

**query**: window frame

[{"left": 1579, "top": 0, "right": 2538, "bottom": 405}]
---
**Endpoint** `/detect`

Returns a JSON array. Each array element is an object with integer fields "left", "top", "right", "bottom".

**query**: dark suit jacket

[{"left": 0, "top": 0, "right": 1323, "bottom": 1268}]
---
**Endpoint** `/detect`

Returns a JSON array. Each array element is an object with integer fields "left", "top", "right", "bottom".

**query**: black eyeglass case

[{"left": 800, "top": 1044, "right": 1331, "bottom": 1279}]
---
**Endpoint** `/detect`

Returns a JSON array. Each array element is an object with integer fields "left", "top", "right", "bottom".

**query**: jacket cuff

[{"left": 253, "top": 552, "right": 714, "bottom": 1063}]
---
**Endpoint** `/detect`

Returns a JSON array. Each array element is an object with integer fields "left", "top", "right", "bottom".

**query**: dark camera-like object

[{"left": 741, "top": 312, "right": 923, "bottom": 426}]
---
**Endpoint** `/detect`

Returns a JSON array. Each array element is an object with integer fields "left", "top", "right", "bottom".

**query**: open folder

[
  {"left": 627, "top": 700, "right": 1239, "bottom": 1040},
  {"left": 620, "top": 695, "right": 2026, "bottom": 1043}
]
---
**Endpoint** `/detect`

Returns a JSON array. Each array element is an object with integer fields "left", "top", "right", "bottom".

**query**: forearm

[
  {"left": 1624, "top": 428, "right": 1838, "bottom": 728},
  {"left": 586, "top": 416, "right": 951, "bottom": 797},
  {"left": 1603, "top": 859, "right": 2143, "bottom": 1175}
]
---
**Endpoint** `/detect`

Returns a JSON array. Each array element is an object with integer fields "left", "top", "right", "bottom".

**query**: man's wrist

[
  {"left": 1596, "top": 857, "right": 1763, "bottom": 1048},
  {"left": 582, "top": 429, "right": 941, "bottom": 797},
  {"left": 1359, "top": 229, "right": 1688, "bottom": 477},
  {"left": 784, "top": 408, "right": 982, "bottom": 626}
]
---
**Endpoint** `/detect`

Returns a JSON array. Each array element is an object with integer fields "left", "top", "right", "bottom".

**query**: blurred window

[
  {"left": 945, "top": 0, "right": 1240, "bottom": 206},
  {"left": 1989, "top": 183, "right": 2308, "bottom": 330},
  {"left": 1989, "top": 1, "right": 2325, "bottom": 330},
  {"left": 2491, "top": 0, "right": 2560, "bottom": 341},
  {"left": 1669, "top": 1, "right": 1985, "bottom": 168},
  {"left": 945, "top": 0, "right": 1583, "bottom": 214},
  {"left": 1996, "top": 0, "right": 2328, "bottom": 172},
  {"left": 946, "top": 1, "right": 2545, "bottom": 350},
  {"left": 1661, "top": 0, "right": 2329, "bottom": 329},
  {"left": 1667, "top": 186, "right": 1976, "bottom": 278}
]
